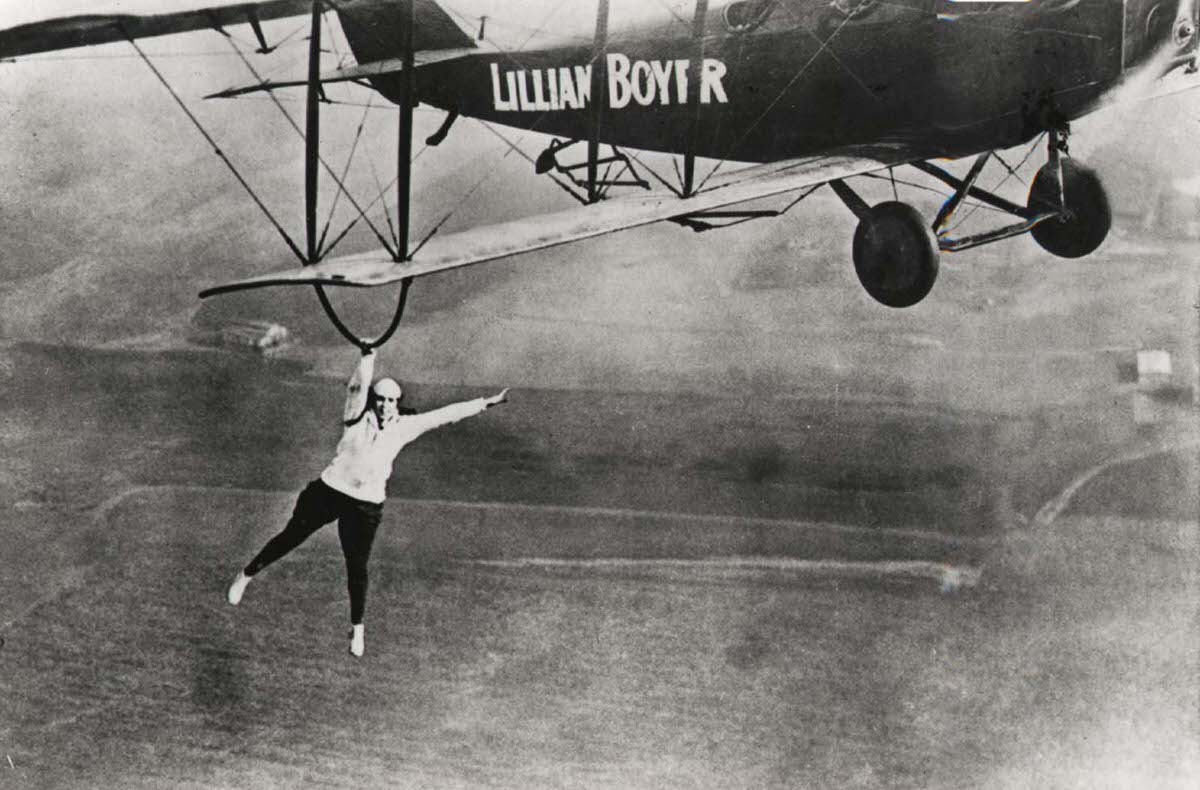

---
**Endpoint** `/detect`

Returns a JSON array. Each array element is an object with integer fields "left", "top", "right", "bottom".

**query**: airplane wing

[
  {"left": 0, "top": 1, "right": 313, "bottom": 58},
  {"left": 0, "top": 0, "right": 475, "bottom": 60},
  {"left": 205, "top": 48, "right": 480, "bottom": 99},
  {"left": 199, "top": 144, "right": 932, "bottom": 298}
]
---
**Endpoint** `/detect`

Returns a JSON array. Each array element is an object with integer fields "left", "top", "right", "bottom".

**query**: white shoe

[
  {"left": 227, "top": 571, "right": 251, "bottom": 606},
  {"left": 349, "top": 624, "right": 365, "bottom": 658}
]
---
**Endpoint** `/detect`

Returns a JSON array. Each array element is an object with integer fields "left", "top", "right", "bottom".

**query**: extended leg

[
  {"left": 244, "top": 480, "right": 341, "bottom": 575},
  {"left": 228, "top": 480, "right": 341, "bottom": 605},
  {"left": 337, "top": 502, "right": 383, "bottom": 627},
  {"left": 337, "top": 501, "right": 382, "bottom": 658}
]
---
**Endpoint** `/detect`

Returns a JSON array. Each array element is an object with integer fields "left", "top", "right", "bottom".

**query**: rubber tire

[
  {"left": 852, "top": 201, "right": 940, "bottom": 308},
  {"left": 1028, "top": 160, "right": 1111, "bottom": 259}
]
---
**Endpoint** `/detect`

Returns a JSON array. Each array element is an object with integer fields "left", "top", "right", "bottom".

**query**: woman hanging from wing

[{"left": 226, "top": 348, "right": 508, "bottom": 658}]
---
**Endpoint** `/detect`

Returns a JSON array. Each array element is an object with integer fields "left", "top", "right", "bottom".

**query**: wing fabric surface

[
  {"left": 0, "top": 0, "right": 475, "bottom": 60},
  {"left": 199, "top": 145, "right": 930, "bottom": 297},
  {"left": 206, "top": 48, "right": 478, "bottom": 98},
  {"left": 0, "top": 1, "right": 313, "bottom": 58}
]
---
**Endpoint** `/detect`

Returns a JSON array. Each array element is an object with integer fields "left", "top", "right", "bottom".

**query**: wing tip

[{"left": 199, "top": 273, "right": 365, "bottom": 299}]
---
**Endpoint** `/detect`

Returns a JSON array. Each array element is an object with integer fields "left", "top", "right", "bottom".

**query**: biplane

[{"left": 2, "top": 0, "right": 1196, "bottom": 346}]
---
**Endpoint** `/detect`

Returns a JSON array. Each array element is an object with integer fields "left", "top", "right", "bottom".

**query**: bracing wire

[
  {"left": 223, "top": 35, "right": 398, "bottom": 260},
  {"left": 124, "top": 34, "right": 307, "bottom": 266},
  {"left": 624, "top": 149, "right": 683, "bottom": 197},
  {"left": 317, "top": 94, "right": 375, "bottom": 255},
  {"left": 860, "top": 172, "right": 1011, "bottom": 216},
  {"left": 473, "top": 121, "right": 586, "bottom": 202},
  {"left": 322, "top": 10, "right": 348, "bottom": 69},
  {"left": 389, "top": 0, "right": 584, "bottom": 241},
  {"left": 320, "top": 172, "right": 400, "bottom": 259},
  {"left": 409, "top": 119, "right": 549, "bottom": 256},
  {"left": 696, "top": 10, "right": 862, "bottom": 193},
  {"left": 368, "top": 160, "right": 400, "bottom": 248},
  {"left": 945, "top": 133, "right": 1045, "bottom": 233}
]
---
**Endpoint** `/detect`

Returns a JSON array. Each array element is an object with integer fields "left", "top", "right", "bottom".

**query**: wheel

[
  {"left": 852, "top": 201, "right": 940, "bottom": 308},
  {"left": 1027, "top": 159, "right": 1111, "bottom": 258}
]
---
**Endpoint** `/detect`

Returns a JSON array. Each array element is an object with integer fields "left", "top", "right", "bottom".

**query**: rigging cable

[
  {"left": 124, "top": 33, "right": 307, "bottom": 266},
  {"left": 624, "top": 148, "right": 683, "bottom": 197},
  {"left": 860, "top": 171, "right": 1011, "bottom": 215},
  {"left": 695, "top": 0, "right": 933, "bottom": 194},
  {"left": 473, "top": 121, "right": 588, "bottom": 202},
  {"left": 944, "top": 132, "right": 1045, "bottom": 234},
  {"left": 224, "top": 35, "right": 397, "bottom": 259},
  {"left": 410, "top": 118, "right": 552, "bottom": 256},
  {"left": 317, "top": 94, "right": 375, "bottom": 255},
  {"left": 322, "top": 140, "right": 436, "bottom": 259},
  {"left": 393, "top": 0, "right": 589, "bottom": 239},
  {"left": 694, "top": 8, "right": 862, "bottom": 192}
]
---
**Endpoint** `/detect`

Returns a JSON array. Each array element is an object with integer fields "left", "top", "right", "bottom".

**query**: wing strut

[
  {"left": 396, "top": 0, "right": 416, "bottom": 261},
  {"left": 246, "top": 9, "right": 276, "bottom": 54},
  {"left": 305, "top": 0, "right": 321, "bottom": 263},
  {"left": 683, "top": 0, "right": 710, "bottom": 198},
  {"left": 587, "top": 0, "right": 610, "bottom": 204},
  {"left": 307, "top": 0, "right": 415, "bottom": 351}
]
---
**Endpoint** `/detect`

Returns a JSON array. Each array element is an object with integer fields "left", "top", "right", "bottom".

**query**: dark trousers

[{"left": 244, "top": 479, "right": 383, "bottom": 625}]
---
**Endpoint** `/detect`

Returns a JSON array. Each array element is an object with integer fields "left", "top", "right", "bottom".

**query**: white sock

[
  {"left": 349, "top": 624, "right": 365, "bottom": 657},
  {"left": 227, "top": 571, "right": 251, "bottom": 606}
]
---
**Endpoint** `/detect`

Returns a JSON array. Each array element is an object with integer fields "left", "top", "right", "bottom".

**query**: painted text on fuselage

[{"left": 490, "top": 54, "right": 728, "bottom": 112}]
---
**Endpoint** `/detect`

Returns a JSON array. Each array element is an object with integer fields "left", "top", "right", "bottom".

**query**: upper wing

[
  {"left": 0, "top": 1, "right": 313, "bottom": 59},
  {"left": 199, "top": 144, "right": 931, "bottom": 298},
  {"left": 0, "top": 0, "right": 475, "bottom": 60}
]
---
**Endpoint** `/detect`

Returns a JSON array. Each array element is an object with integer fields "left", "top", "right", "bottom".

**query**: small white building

[
  {"left": 1137, "top": 349, "right": 1172, "bottom": 391},
  {"left": 208, "top": 320, "right": 294, "bottom": 354},
  {"left": 1133, "top": 349, "right": 1176, "bottom": 426},
  {"left": 255, "top": 323, "right": 290, "bottom": 351}
]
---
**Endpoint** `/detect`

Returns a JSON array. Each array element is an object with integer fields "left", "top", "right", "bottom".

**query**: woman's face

[
  {"left": 372, "top": 379, "right": 402, "bottom": 421},
  {"left": 373, "top": 393, "right": 400, "bottom": 421}
]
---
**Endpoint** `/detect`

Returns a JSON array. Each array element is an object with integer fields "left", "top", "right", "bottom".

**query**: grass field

[
  {"left": 0, "top": 345, "right": 1195, "bottom": 788},
  {"left": 1, "top": 485, "right": 1195, "bottom": 789}
]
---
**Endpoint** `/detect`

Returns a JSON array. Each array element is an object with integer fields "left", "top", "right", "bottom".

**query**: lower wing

[{"left": 199, "top": 144, "right": 930, "bottom": 298}]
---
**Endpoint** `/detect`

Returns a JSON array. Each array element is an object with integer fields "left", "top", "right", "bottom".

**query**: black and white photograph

[{"left": 0, "top": 1, "right": 1197, "bottom": 787}]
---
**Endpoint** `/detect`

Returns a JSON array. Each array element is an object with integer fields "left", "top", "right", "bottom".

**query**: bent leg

[
  {"left": 337, "top": 501, "right": 383, "bottom": 625},
  {"left": 244, "top": 480, "right": 340, "bottom": 576}
]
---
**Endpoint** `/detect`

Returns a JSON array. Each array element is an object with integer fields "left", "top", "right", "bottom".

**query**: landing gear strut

[{"left": 829, "top": 127, "right": 1112, "bottom": 308}]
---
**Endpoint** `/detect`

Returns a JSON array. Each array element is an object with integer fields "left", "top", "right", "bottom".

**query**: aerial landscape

[{"left": 0, "top": 2, "right": 1197, "bottom": 787}]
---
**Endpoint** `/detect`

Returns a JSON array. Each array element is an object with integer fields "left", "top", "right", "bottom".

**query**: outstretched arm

[
  {"left": 409, "top": 389, "right": 509, "bottom": 436},
  {"left": 342, "top": 350, "right": 375, "bottom": 424}
]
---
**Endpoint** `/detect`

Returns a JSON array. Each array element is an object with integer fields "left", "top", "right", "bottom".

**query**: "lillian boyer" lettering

[{"left": 490, "top": 53, "right": 729, "bottom": 112}]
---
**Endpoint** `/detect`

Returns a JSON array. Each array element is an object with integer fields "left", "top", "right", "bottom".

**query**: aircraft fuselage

[{"left": 340, "top": 0, "right": 1192, "bottom": 164}]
